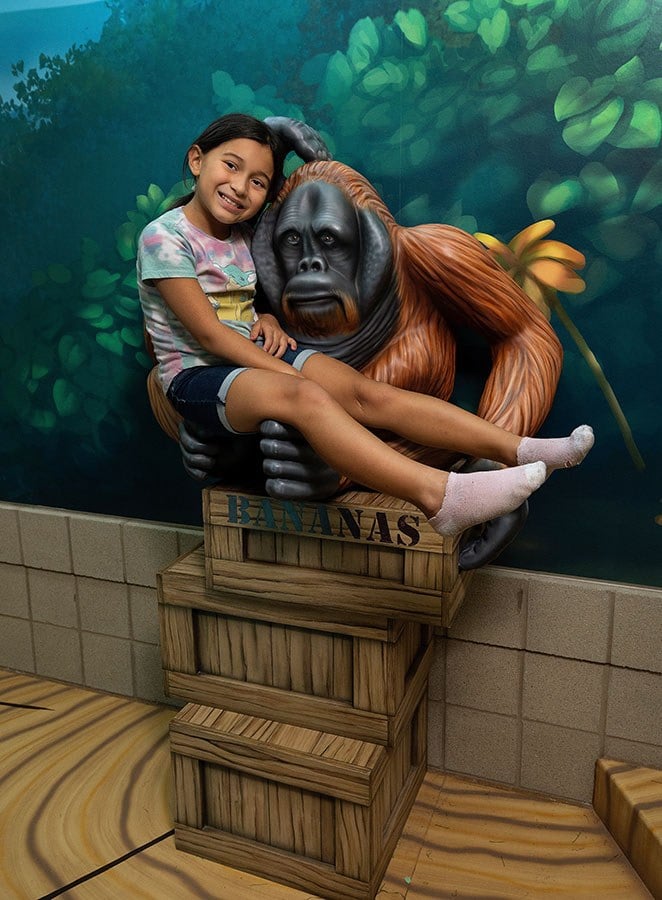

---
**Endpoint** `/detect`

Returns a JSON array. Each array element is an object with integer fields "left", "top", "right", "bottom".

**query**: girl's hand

[{"left": 251, "top": 314, "right": 297, "bottom": 357}]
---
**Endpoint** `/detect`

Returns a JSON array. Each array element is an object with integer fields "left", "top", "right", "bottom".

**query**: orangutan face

[{"left": 273, "top": 182, "right": 363, "bottom": 336}]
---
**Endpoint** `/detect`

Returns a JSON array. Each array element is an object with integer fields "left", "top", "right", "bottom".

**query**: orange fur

[{"left": 275, "top": 161, "right": 563, "bottom": 447}]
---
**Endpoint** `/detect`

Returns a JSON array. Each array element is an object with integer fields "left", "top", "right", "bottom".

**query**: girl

[{"left": 137, "top": 114, "right": 594, "bottom": 538}]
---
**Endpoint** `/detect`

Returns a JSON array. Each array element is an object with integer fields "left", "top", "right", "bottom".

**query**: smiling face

[{"left": 184, "top": 138, "right": 275, "bottom": 239}]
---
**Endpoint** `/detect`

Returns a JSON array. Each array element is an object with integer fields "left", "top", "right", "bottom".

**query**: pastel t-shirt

[{"left": 137, "top": 206, "right": 258, "bottom": 390}]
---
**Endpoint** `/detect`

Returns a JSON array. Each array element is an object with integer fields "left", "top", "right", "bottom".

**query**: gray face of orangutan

[{"left": 273, "top": 182, "right": 366, "bottom": 337}]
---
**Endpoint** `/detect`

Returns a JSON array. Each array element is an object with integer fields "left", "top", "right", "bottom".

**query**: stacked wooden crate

[{"left": 158, "top": 485, "right": 471, "bottom": 899}]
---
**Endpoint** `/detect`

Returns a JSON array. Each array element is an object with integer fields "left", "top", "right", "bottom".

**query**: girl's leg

[
  {"left": 223, "top": 367, "right": 547, "bottom": 535},
  {"left": 299, "top": 353, "right": 593, "bottom": 472}
]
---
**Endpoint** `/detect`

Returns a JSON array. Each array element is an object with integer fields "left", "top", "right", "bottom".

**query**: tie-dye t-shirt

[{"left": 137, "top": 206, "right": 258, "bottom": 390}]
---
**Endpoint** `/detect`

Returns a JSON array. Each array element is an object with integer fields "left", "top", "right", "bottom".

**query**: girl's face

[{"left": 185, "top": 138, "right": 275, "bottom": 239}]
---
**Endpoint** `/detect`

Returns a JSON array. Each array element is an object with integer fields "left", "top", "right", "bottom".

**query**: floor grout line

[{"left": 37, "top": 831, "right": 175, "bottom": 899}]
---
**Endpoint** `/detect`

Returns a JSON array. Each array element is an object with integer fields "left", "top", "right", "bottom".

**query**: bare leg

[
  {"left": 223, "top": 368, "right": 546, "bottom": 534},
  {"left": 300, "top": 353, "right": 522, "bottom": 464},
  {"left": 300, "top": 354, "right": 593, "bottom": 471}
]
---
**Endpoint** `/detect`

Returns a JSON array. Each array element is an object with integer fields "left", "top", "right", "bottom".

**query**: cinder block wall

[
  {"left": 428, "top": 569, "right": 662, "bottom": 803},
  {"left": 1, "top": 501, "right": 661, "bottom": 804},
  {"left": 0, "top": 502, "right": 201, "bottom": 704}
]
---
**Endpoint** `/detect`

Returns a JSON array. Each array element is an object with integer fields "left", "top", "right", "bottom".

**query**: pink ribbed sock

[
  {"left": 517, "top": 425, "right": 594, "bottom": 472},
  {"left": 428, "top": 461, "right": 547, "bottom": 537}
]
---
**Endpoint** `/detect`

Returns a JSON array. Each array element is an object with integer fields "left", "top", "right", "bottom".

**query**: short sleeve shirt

[{"left": 137, "top": 206, "right": 257, "bottom": 390}]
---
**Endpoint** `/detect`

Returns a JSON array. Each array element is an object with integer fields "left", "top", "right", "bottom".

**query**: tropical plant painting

[{"left": 1, "top": 0, "right": 660, "bottom": 586}]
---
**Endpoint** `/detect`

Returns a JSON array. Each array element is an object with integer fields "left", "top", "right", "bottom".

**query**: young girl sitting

[{"left": 137, "top": 113, "right": 594, "bottom": 538}]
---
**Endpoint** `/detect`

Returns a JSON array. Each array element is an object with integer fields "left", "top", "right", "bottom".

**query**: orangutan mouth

[{"left": 281, "top": 291, "right": 360, "bottom": 337}]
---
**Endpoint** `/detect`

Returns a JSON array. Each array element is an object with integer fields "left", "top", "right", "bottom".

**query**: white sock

[
  {"left": 428, "top": 461, "right": 547, "bottom": 537},
  {"left": 517, "top": 425, "right": 594, "bottom": 472}
]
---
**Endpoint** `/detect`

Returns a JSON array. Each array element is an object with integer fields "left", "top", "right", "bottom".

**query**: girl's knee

[{"left": 284, "top": 375, "right": 333, "bottom": 415}]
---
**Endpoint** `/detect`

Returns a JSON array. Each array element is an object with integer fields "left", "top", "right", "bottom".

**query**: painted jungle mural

[{"left": 1, "top": 0, "right": 660, "bottom": 586}]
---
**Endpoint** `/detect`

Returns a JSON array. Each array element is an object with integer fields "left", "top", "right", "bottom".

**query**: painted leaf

[
  {"left": 88, "top": 313, "right": 114, "bottom": 330},
  {"left": 58, "top": 335, "right": 88, "bottom": 372},
  {"left": 597, "top": 0, "right": 649, "bottom": 33},
  {"left": 120, "top": 327, "right": 142, "bottom": 348},
  {"left": 393, "top": 9, "right": 428, "bottom": 49},
  {"left": 211, "top": 70, "right": 234, "bottom": 99},
  {"left": 116, "top": 295, "right": 140, "bottom": 312},
  {"left": 527, "top": 44, "right": 576, "bottom": 73},
  {"left": 78, "top": 303, "right": 105, "bottom": 320},
  {"left": 445, "top": 2, "right": 477, "bottom": 33},
  {"left": 146, "top": 183, "right": 164, "bottom": 205},
  {"left": 362, "top": 61, "right": 405, "bottom": 94},
  {"left": 319, "top": 52, "right": 353, "bottom": 105},
  {"left": 408, "top": 137, "right": 433, "bottom": 166},
  {"left": 588, "top": 215, "right": 648, "bottom": 261},
  {"left": 349, "top": 16, "right": 380, "bottom": 56},
  {"left": 614, "top": 56, "right": 645, "bottom": 89},
  {"left": 632, "top": 159, "right": 662, "bottom": 213},
  {"left": 641, "top": 78, "right": 662, "bottom": 105},
  {"left": 562, "top": 97, "right": 624, "bottom": 155},
  {"left": 527, "top": 178, "right": 584, "bottom": 217},
  {"left": 122, "top": 271, "right": 138, "bottom": 291},
  {"left": 475, "top": 0, "right": 501, "bottom": 15},
  {"left": 116, "top": 222, "right": 138, "bottom": 261},
  {"left": 30, "top": 410, "right": 56, "bottom": 432},
  {"left": 96, "top": 331, "right": 125, "bottom": 356},
  {"left": 609, "top": 100, "right": 661, "bottom": 149},
  {"left": 478, "top": 9, "right": 511, "bottom": 54},
  {"left": 579, "top": 161, "right": 623, "bottom": 208},
  {"left": 82, "top": 269, "right": 121, "bottom": 300},
  {"left": 388, "top": 123, "right": 417, "bottom": 145},
  {"left": 518, "top": 16, "right": 552, "bottom": 50},
  {"left": 554, "top": 76, "right": 614, "bottom": 122},
  {"left": 597, "top": 18, "right": 650, "bottom": 57},
  {"left": 53, "top": 379, "right": 80, "bottom": 416}
]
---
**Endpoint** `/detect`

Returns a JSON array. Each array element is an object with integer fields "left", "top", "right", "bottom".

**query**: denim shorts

[{"left": 166, "top": 346, "right": 318, "bottom": 436}]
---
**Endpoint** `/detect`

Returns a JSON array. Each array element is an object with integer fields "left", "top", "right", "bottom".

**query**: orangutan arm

[{"left": 394, "top": 223, "right": 563, "bottom": 436}]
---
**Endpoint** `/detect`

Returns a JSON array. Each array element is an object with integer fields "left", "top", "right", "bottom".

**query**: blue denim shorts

[{"left": 166, "top": 346, "right": 318, "bottom": 436}]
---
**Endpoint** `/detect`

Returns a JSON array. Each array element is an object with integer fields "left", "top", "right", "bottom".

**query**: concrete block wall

[
  {"left": 429, "top": 568, "right": 662, "bottom": 803},
  {"left": 1, "top": 501, "right": 660, "bottom": 804},
  {"left": 0, "top": 501, "right": 202, "bottom": 704}
]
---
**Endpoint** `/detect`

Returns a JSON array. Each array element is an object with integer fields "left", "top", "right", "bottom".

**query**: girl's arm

[{"left": 154, "top": 277, "right": 302, "bottom": 376}]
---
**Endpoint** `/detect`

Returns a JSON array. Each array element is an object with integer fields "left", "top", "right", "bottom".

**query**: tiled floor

[{"left": 0, "top": 669, "right": 651, "bottom": 899}]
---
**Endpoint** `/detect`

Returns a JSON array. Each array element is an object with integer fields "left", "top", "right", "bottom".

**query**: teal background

[{"left": 1, "top": 0, "right": 660, "bottom": 586}]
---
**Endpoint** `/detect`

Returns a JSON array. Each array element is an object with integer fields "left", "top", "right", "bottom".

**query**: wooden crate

[
  {"left": 159, "top": 547, "right": 433, "bottom": 745},
  {"left": 203, "top": 486, "right": 471, "bottom": 627},
  {"left": 170, "top": 692, "right": 428, "bottom": 900}
]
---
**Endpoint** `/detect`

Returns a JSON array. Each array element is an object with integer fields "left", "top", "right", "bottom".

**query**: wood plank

[
  {"left": 158, "top": 605, "right": 195, "bottom": 674},
  {"left": 208, "top": 557, "right": 443, "bottom": 623},
  {"left": 205, "top": 486, "right": 458, "bottom": 555},
  {"left": 594, "top": 757, "right": 662, "bottom": 900},
  {"left": 205, "top": 521, "right": 245, "bottom": 561},
  {"left": 169, "top": 727, "right": 382, "bottom": 806},
  {"left": 174, "top": 823, "right": 371, "bottom": 899},
  {"left": 161, "top": 547, "right": 396, "bottom": 639},
  {"left": 336, "top": 801, "right": 372, "bottom": 882},
  {"left": 172, "top": 754, "right": 203, "bottom": 829},
  {"left": 165, "top": 671, "right": 390, "bottom": 745}
]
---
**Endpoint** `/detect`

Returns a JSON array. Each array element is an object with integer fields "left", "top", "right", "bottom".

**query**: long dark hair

[{"left": 172, "top": 113, "right": 286, "bottom": 210}]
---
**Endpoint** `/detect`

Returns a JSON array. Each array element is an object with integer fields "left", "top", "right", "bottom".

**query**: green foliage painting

[{"left": 0, "top": 0, "right": 660, "bottom": 585}]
